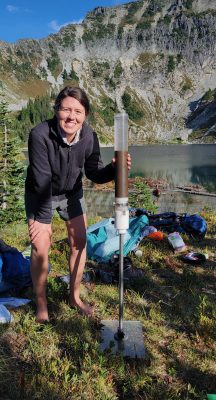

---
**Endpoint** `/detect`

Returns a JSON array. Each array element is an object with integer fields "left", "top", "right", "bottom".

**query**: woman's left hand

[{"left": 112, "top": 153, "right": 132, "bottom": 170}]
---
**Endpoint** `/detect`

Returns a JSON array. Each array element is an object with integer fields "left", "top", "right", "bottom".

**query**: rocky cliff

[{"left": 0, "top": 0, "right": 216, "bottom": 143}]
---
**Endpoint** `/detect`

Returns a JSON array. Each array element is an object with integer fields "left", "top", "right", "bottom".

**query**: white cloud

[
  {"left": 48, "top": 20, "right": 60, "bottom": 32},
  {"left": 48, "top": 19, "right": 83, "bottom": 32},
  {"left": 6, "top": 4, "right": 19, "bottom": 13}
]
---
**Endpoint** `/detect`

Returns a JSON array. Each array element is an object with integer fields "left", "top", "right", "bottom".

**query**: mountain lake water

[
  {"left": 85, "top": 144, "right": 216, "bottom": 217},
  {"left": 23, "top": 144, "right": 216, "bottom": 216}
]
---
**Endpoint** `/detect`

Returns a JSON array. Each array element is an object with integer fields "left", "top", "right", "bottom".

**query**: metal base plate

[{"left": 100, "top": 320, "right": 145, "bottom": 358}]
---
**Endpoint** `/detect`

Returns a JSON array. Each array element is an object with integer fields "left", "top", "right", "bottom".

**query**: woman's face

[{"left": 57, "top": 96, "right": 86, "bottom": 141}]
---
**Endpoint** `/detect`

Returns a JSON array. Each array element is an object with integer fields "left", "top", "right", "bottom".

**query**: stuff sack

[
  {"left": 180, "top": 214, "right": 207, "bottom": 239},
  {"left": 1, "top": 250, "right": 31, "bottom": 290},
  {"left": 87, "top": 214, "right": 149, "bottom": 263},
  {"left": 130, "top": 210, "right": 184, "bottom": 234},
  {"left": 147, "top": 212, "right": 183, "bottom": 233}
]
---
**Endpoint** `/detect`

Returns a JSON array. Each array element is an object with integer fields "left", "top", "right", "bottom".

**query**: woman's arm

[
  {"left": 27, "top": 126, "right": 52, "bottom": 223},
  {"left": 84, "top": 132, "right": 115, "bottom": 184}
]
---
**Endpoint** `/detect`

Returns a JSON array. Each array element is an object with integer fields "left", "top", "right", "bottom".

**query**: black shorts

[{"left": 25, "top": 189, "right": 86, "bottom": 222}]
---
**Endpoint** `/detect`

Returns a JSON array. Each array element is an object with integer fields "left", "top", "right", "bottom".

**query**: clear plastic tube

[
  {"left": 114, "top": 113, "right": 128, "bottom": 151},
  {"left": 114, "top": 113, "right": 129, "bottom": 199}
]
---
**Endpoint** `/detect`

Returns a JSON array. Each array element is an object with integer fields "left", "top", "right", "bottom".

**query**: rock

[{"left": 0, "top": 0, "right": 216, "bottom": 143}]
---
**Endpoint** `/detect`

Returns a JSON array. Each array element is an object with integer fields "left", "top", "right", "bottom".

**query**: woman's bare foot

[
  {"left": 70, "top": 299, "right": 94, "bottom": 317},
  {"left": 35, "top": 299, "right": 49, "bottom": 323},
  {"left": 35, "top": 310, "right": 49, "bottom": 323}
]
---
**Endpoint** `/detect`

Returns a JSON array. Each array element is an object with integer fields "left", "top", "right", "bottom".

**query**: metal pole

[
  {"left": 118, "top": 233, "right": 124, "bottom": 334},
  {"left": 114, "top": 112, "right": 128, "bottom": 341},
  {"left": 100, "top": 112, "right": 145, "bottom": 357}
]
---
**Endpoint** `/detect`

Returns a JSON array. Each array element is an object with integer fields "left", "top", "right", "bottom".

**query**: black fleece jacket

[{"left": 25, "top": 117, "right": 115, "bottom": 223}]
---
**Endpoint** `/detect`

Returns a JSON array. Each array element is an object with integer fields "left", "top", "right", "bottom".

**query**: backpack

[
  {"left": 0, "top": 239, "right": 32, "bottom": 290},
  {"left": 129, "top": 209, "right": 207, "bottom": 238},
  {"left": 147, "top": 212, "right": 183, "bottom": 233},
  {"left": 180, "top": 214, "right": 207, "bottom": 239},
  {"left": 1, "top": 250, "right": 31, "bottom": 290},
  {"left": 87, "top": 214, "right": 149, "bottom": 263}
]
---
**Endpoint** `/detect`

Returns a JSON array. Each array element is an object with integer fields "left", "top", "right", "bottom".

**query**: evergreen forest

[
  {"left": 14, "top": 93, "right": 55, "bottom": 143},
  {"left": 0, "top": 87, "right": 55, "bottom": 228}
]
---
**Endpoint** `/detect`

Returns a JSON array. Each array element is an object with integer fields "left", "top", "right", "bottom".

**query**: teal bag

[{"left": 87, "top": 215, "right": 149, "bottom": 262}]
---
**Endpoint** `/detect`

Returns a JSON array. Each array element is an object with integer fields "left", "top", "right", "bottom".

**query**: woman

[{"left": 25, "top": 86, "right": 131, "bottom": 322}]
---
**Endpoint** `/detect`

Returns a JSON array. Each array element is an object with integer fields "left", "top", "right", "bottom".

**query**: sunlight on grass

[{"left": 0, "top": 210, "right": 215, "bottom": 399}]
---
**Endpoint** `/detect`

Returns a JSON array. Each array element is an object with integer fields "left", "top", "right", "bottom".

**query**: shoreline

[
  {"left": 84, "top": 187, "right": 216, "bottom": 198},
  {"left": 83, "top": 177, "right": 216, "bottom": 197},
  {"left": 99, "top": 143, "right": 216, "bottom": 147}
]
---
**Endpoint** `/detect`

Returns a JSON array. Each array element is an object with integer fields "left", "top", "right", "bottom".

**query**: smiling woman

[
  {"left": 55, "top": 90, "right": 88, "bottom": 143},
  {"left": 24, "top": 85, "right": 117, "bottom": 322},
  {"left": 54, "top": 88, "right": 89, "bottom": 143}
]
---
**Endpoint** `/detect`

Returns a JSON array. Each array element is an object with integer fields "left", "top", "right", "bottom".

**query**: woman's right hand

[
  {"left": 111, "top": 153, "right": 132, "bottom": 170},
  {"left": 28, "top": 219, "right": 52, "bottom": 244}
]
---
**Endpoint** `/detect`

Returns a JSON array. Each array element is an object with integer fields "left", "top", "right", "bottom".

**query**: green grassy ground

[{"left": 0, "top": 210, "right": 215, "bottom": 400}]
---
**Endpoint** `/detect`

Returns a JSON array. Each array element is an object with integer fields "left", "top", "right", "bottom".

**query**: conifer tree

[
  {"left": 15, "top": 94, "right": 53, "bottom": 142},
  {"left": 0, "top": 85, "right": 25, "bottom": 227}
]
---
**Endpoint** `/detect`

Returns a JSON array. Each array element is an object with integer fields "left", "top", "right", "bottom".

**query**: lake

[
  {"left": 84, "top": 144, "right": 216, "bottom": 216},
  {"left": 100, "top": 144, "right": 216, "bottom": 193},
  {"left": 23, "top": 144, "right": 216, "bottom": 215}
]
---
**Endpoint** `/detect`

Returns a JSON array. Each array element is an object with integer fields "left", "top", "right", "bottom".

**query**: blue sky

[{"left": 0, "top": 0, "right": 135, "bottom": 43}]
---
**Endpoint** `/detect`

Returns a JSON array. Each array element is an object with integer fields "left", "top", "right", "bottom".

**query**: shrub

[
  {"left": 68, "top": 68, "right": 79, "bottom": 82},
  {"left": 182, "top": 80, "right": 193, "bottom": 92},
  {"left": 122, "top": 91, "right": 144, "bottom": 121},
  {"left": 91, "top": 61, "right": 110, "bottom": 78},
  {"left": 202, "top": 88, "right": 216, "bottom": 102},
  {"left": 127, "top": 1, "right": 143, "bottom": 16},
  {"left": 167, "top": 55, "right": 175, "bottom": 73},
  {"left": 62, "top": 69, "right": 68, "bottom": 80},
  {"left": 184, "top": 0, "right": 193, "bottom": 10},
  {"left": 176, "top": 53, "right": 183, "bottom": 64},
  {"left": 83, "top": 23, "right": 115, "bottom": 42},
  {"left": 114, "top": 61, "right": 123, "bottom": 78},
  {"left": 129, "top": 177, "right": 157, "bottom": 213},
  {"left": 117, "top": 26, "right": 124, "bottom": 40},
  {"left": 136, "top": 20, "right": 152, "bottom": 30},
  {"left": 163, "top": 15, "right": 172, "bottom": 25},
  {"left": 47, "top": 52, "right": 62, "bottom": 79},
  {"left": 99, "top": 96, "right": 118, "bottom": 126}
]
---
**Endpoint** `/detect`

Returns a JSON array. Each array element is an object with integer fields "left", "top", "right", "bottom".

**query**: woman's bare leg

[
  {"left": 66, "top": 214, "right": 93, "bottom": 316},
  {"left": 28, "top": 219, "right": 52, "bottom": 322}
]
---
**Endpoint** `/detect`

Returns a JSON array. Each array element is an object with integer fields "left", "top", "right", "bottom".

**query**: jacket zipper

[{"left": 64, "top": 146, "right": 72, "bottom": 190}]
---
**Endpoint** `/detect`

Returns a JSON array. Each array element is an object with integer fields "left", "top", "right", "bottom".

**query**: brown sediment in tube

[{"left": 115, "top": 150, "right": 128, "bottom": 198}]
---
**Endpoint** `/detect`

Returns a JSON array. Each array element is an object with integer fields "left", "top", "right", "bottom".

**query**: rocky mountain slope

[{"left": 0, "top": 0, "right": 216, "bottom": 143}]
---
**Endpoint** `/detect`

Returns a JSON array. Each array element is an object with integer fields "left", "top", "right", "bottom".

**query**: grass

[
  {"left": 0, "top": 209, "right": 215, "bottom": 399},
  {"left": 7, "top": 78, "right": 51, "bottom": 100}
]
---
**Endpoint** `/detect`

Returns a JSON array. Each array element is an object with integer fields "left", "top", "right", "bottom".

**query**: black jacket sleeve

[
  {"left": 27, "top": 127, "right": 52, "bottom": 223},
  {"left": 84, "top": 132, "right": 115, "bottom": 183}
]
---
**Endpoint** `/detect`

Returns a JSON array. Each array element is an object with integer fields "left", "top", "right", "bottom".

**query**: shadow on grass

[
  {"left": 128, "top": 260, "right": 216, "bottom": 338},
  {"left": 0, "top": 322, "right": 70, "bottom": 400},
  {"left": 165, "top": 351, "right": 216, "bottom": 396}
]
